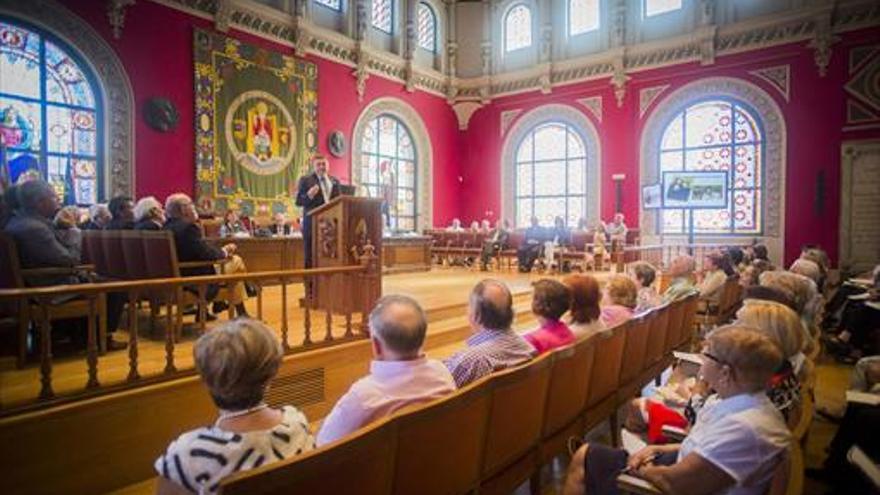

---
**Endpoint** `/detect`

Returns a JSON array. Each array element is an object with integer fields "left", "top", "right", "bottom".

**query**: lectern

[{"left": 306, "top": 196, "right": 383, "bottom": 321}]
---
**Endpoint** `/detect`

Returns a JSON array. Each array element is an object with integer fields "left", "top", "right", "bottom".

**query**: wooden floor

[{"left": 0, "top": 267, "right": 610, "bottom": 409}]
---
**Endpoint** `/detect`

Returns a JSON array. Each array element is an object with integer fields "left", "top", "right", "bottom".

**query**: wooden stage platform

[{"left": 0, "top": 268, "right": 615, "bottom": 410}]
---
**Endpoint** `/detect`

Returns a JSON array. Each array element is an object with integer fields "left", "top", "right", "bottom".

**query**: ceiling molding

[{"left": 149, "top": 0, "right": 880, "bottom": 105}]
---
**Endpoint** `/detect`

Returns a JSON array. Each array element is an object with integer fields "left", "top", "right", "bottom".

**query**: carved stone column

[
  {"left": 404, "top": 0, "right": 417, "bottom": 91},
  {"left": 445, "top": 0, "right": 458, "bottom": 103},
  {"left": 292, "top": 0, "right": 313, "bottom": 56},
  {"left": 611, "top": 0, "right": 626, "bottom": 47},
  {"left": 352, "top": 0, "right": 371, "bottom": 101}
]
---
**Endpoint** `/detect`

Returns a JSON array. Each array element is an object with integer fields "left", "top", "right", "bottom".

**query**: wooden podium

[{"left": 307, "top": 196, "right": 383, "bottom": 320}]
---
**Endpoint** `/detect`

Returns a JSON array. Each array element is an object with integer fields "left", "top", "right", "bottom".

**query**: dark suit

[
  {"left": 104, "top": 218, "right": 133, "bottom": 230},
  {"left": 480, "top": 228, "right": 510, "bottom": 269},
  {"left": 134, "top": 219, "right": 162, "bottom": 231},
  {"left": 269, "top": 223, "right": 292, "bottom": 236},
  {"left": 164, "top": 218, "right": 225, "bottom": 277},
  {"left": 295, "top": 172, "right": 340, "bottom": 268},
  {"left": 517, "top": 226, "right": 547, "bottom": 272}
]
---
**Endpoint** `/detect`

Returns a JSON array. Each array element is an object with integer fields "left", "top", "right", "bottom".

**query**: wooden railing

[
  {"left": 623, "top": 242, "right": 752, "bottom": 271},
  {"left": 0, "top": 264, "right": 370, "bottom": 416}
]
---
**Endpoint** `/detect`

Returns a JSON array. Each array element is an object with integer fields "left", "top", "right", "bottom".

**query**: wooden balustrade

[
  {"left": 622, "top": 242, "right": 753, "bottom": 271},
  {"left": 0, "top": 264, "right": 369, "bottom": 416}
]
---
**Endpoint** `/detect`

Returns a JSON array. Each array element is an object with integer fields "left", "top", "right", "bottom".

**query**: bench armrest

[{"left": 617, "top": 473, "right": 663, "bottom": 495}]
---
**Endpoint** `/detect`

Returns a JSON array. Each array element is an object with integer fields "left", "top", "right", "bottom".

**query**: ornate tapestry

[{"left": 193, "top": 29, "right": 318, "bottom": 217}]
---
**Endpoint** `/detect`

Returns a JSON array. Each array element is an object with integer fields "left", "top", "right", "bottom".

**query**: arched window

[
  {"left": 359, "top": 114, "right": 418, "bottom": 231},
  {"left": 417, "top": 2, "right": 437, "bottom": 52},
  {"left": 504, "top": 4, "right": 532, "bottom": 52},
  {"left": 0, "top": 19, "right": 102, "bottom": 205},
  {"left": 314, "top": 0, "right": 341, "bottom": 11},
  {"left": 657, "top": 99, "right": 764, "bottom": 235},
  {"left": 569, "top": 0, "right": 600, "bottom": 36},
  {"left": 644, "top": 0, "right": 682, "bottom": 17},
  {"left": 372, "top": 0, "right": 393, "bottom": 33},
  {"left": 514, "top": 122, "right": 587, "bottom": 227}
]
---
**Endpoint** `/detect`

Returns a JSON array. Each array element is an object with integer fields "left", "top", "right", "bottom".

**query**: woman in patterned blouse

[{"left": 155, "top": 319, "right": 314, "bottom": 494}]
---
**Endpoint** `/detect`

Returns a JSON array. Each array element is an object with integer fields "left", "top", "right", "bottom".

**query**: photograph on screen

[
  {"left": 642, "top": 184, "right": 662, "bottom": 209},
  {"left": 661, "top": 171, "right": 728, "bottom": 209}
]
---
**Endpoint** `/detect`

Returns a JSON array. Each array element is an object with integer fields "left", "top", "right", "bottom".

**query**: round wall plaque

[{"left": 328, "top": 130, "right": 346, "bottom": 157}]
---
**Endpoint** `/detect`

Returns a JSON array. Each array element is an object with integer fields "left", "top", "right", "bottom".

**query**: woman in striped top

[{"left": 155, "top": 319, "right": 314, "bottom": 494}]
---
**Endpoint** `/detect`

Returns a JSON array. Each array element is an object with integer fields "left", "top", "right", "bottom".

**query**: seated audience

[
  {"left": 523, "top": 279, "right": 575, "bottom": 354},
  {"left": 133, "top": 196, "right": 165, "bottom": 231},
  {"left": 479, "top": 219, "right": 510, "bottom": 271},
  {"left": 564, "top": 274, "right": 605, "bottom": 339},
  {"left": 697, "top": 252, "right": 731, "bottom": 304},
  {"left": 662, "top": 255, "right": 699, "bottom": 302},
  {"left": 164, "top": 193, "right": 250, "bottom": 317},
  {"left": 630, "top": 262, "right": 661, "bottom": 314},
  {"left": 726, "top": 246, "right": 745, "bottom": 272},
  {"left": 543, "top": 216, "right": 571, "bottom": 270},
  {"left": 606, "top": 212, "right": 628, "bottom": 246},
  {"left": 564, "top": 326, "right": 790, "bottom": 495},
  {"left": 740, "top": 258, "right": 773, "bottom": 288},
  {"left": 743, "top": 285, "right": 797, "bottom": 312},
  {"left": 219, "top": 210, "right": 249, "bottom": 238},
  {"left": 444, "top": 280, "right": 534, "bottom": 387},
  {"left": 752, "top": 243, "right": 772, "bottom": 266},
  {"left": 269, "top": 212, "right": 291, "bottom": 236},
  {"left": 80, "top": 203, "right": 111, "bottom": 230},
  {"left": 54, "top": 205, "right": 83, "bottom": 262},
  {"left": 591, "top": 222, "right": 608, "bottom": 262},
  {"left": 105, "top": 195, "right": 134, "bottom": 230},
  {"left": 789, "top": 257, "right": 822, "bottom": 286},
  {"left": 824, "top": 266, "right": 880, "bottom": 361},
  {"left": 317, "top": 295, "right": 455, "bottom": 446},
  {"left": 759, "top": 270, "right": 822, "bottom": 330},
  {"left": 798, "top": 244, "right": 829, "bottom": 290},
  {"left": 518, "top": 216, "right": 545, "bottom": 273},
  {"left": 4, "top": 180, "right": 126, "bottom": 349},
  {"left": 480, "top": 219, "right": 491, "bottom": 233},
  {"left": 469, "top": 220, "right": 480, "bottom": 232},
  {"left": 600, "top": 275, "right": 637, "bottom": 328},
  {"left": 154, "top": 319, "right": 314, "bottom": 494}
]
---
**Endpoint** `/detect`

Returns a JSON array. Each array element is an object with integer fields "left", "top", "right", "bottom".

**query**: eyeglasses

[{"left": 701, "top": 351, "right": 724, "bottom": 365}]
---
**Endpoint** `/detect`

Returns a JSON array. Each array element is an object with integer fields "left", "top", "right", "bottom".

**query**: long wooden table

[{"left": 207, "top": 235, "right": 432, "bottom": 277}]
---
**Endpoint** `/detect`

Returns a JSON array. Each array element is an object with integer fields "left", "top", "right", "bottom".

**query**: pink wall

[
  {"left": 59, "top": 0, "right": 463, "bottom": 226},
  {"left": 460, "top": 27, "right": 880, "bottom": 265}
]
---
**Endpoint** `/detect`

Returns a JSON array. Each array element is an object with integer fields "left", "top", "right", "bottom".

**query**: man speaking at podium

[{"left": 295, "top": 155, "right": 340, "bottom": 268}]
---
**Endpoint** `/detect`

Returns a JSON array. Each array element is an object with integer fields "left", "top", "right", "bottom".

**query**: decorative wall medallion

[
  {"left": 143, "top": 97, "right": 180, "bottom": 132},
  {"left": 576, "top": 96, "right": 603, "bottom": 123},
  {"left": 748, "top": 65, "right": 791, "bottom": 102},
  {"left": 845, "top": 44, "right": 880, "bottom": 127},
  {"left": 499, "top": 109, "right": 522, "bottom": 136},
  {"left": 319, "top": 217, "right": 338, "bottom": 258},
  {"left": 328, "top": 130, "right": 346, "bottom": 157},
  {"left": 639, "top": 84, "right": 669, "bottom": 119}
]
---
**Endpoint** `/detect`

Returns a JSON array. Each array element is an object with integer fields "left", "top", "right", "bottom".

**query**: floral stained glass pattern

[
  {"left": 505, "top": 4, "right": 532, "bottom": 52},
  {"left": 417, "top": 3, "right": 437, "bottom": 52},
  {"left": 658, "top": 99, "right": 763, "bottom": 235},
  {"left": 372, "top": 0, "right": 393, "bottom": 33},
  {"left": 359, "top": 115, "right": 418, "bottom": 232},
  {"left": 569, "top": 0, "right": 600, "bottom": 36},
  {"left": 514, "top": 122, "right": 588, "bottom": 227},
  {"left": 0, "top": 21, "right": 101, "bottom": 204}
]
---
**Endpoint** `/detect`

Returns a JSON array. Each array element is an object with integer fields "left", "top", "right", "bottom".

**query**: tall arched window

[
  {"left": 0, "top": 19, "right": 102, "bottom": 204},
  {"left": 658, "top": 99, "right": 764, "bottom": 235},
  {"left": 359, "top": 114, "right": 418, "bottom": 231},
  {"left": 514, "top": 122, "right": 587, "bottom": 227},
  {"left": 372, "top": 0, "right": 393, "bottom": 33},
  {"left": 417, "top": 2, "right": 437, "bottom": 52},
  {"left": 504, "top": 4, "right": 532, "bottom": 52},
  {"left": 569, "top": 0, "right": 600, "bottom": 35}
]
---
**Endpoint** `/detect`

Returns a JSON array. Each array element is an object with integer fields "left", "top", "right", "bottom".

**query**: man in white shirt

[{"left": 316, "top": 295, "right": 456, "bottom": 446}]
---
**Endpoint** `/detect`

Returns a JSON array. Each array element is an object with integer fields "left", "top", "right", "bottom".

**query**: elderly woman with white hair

[
  {"left": 759, "top": 270, "right": 823, "bottom": 338},
  {"left": 133, "top": 196, "right": 166, "bottom": 231},
  {"left": 155, "top": 319, "right": 314, "bottom": 494},
  {"left": 662, "top": 255, "right": 699, "bottom": 302},
  {"left": 564, "top": 326, "right": 790, "bottom": 495},
  {"left": 81, "top": 203, "right": 112, "bottom": 230}
]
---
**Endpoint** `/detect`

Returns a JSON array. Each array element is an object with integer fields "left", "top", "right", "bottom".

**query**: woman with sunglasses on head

[{"left": 564, "top": 326, "right": 790, "bottom": 495}]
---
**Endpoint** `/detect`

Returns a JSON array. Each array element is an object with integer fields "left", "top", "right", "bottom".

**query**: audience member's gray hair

[
  {"left": 368, "top": 294, "right": 428, "bottom": 356},
  {"left": 669, "top": 255, "right": 696, "bottom": 277},
  {"left": 194, "top": 319, "right": 282, "bottom": 411},
  {"left": 789, "top": 258, "right": 821, "bottom": 283},
  {"left": 164, "top": 193, "right": 192, "bottom": 219},
  {"left": 88, "top": 203, "right": 109, "bottom": 220},
  {"left": 16, "top": 180, "right": 54, "bottom": 212},
  {"left": 706, "top": 325, "right": 783, "bottom": 392},
  {"left": 470, "top": 279, "right": 514, "bottom": 330},
  {"left": 134, "top": 196, "right": 163, "bottom": 222}
]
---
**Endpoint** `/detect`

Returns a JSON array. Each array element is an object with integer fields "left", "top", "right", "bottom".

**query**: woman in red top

[{"left": 524, "top": 279, "right": 575, "bottom": 354}]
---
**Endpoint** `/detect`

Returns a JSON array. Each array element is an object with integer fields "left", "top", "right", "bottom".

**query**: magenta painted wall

[
  {"left": 459, "top": 27, "right": 880, "bottom": 265},
  {"left": 56, "top": 0, "right": 463, "bottom": 226}
]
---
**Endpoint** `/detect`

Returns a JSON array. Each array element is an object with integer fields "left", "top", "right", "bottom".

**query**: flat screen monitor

[{"left": 661, "top": 170, "right": 729, "bottom": 209}]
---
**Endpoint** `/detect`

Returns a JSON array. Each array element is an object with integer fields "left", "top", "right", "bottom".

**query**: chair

[
  {"left": 583, "top": 322, "right": 628, "bottom": 433},
  {"left": 219, "top": 418, "right": 396, "bottom": 495},
  {"left": 662, "top": 298, "right": 685, "bottom": 355},
  {"left": 639, "top": 303, "right": 671, "bottom": 385},
  {"left": 479, "top": 353, "right": 553, "bottom": 495},
  {"left": 0, "top": 233, "right": 107, "bottom": 368},
  {"left": 532, "top": 336, "right": 597, "bottom": 493},
  {"left": 392, "top": 378, "right": 492, "bottom": 495},
  {"left": 616, "top": 312, "right": 653, "bottom": 403},
  {"left": 678, "top": 293, "right": 699, "bottom": 351}
]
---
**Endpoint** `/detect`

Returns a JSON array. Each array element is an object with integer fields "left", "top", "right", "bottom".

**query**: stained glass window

[
  {"left": 314, "top": 0, "right": 342, "bottom": 11},
  {"left": 514, "top": 122, "right": 587, "bottom": 227},
  {"left": 658, "top": 99, "right": 764, "bottom": 235},
  {"left": 569, "top": 0, "right": 599, "bottom": 35},
  {"left": 359, "top": 115, "right": 417, "bottom": 232},
  {"left": 504, "top": 4, "right": 532, "bottom": 52},
  {"left": 417, "top": 2, "right": 437, "bottom": 52},
  {"left": 372, "top": 0, "right": 393, "bottom": 33},
  {"left": 644, "top": 0, "right": 682, "bottom": 17},
  {"left": 0, "top": 20, "right": 101, "bottom": 205}
]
